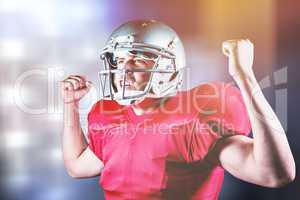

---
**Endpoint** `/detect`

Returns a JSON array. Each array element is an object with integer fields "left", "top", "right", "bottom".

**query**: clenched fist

[
  {"left": 222, "top": 39, "right": 254, "bottom": 78},
  {"left": 60, "top": 75, "right": 92, "bottom": 104}
]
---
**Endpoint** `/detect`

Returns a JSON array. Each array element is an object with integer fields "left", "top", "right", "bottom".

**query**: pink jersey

[{"left": 88, "top": 81, "right": 251, "bottom": 200}]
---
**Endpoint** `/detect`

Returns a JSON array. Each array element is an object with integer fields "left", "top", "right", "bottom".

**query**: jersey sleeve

[
  {"left": 224, "top": 83, "right": 252, "bottom": 136},
  {"left": 201, "top": 83, "right": 252, "bottom": 137},
  {"left": 178, "top": 82, "right": 252, "bottom": 163},
  {"left": 87, "top": 101, "right": 105, "bottom": 161}
]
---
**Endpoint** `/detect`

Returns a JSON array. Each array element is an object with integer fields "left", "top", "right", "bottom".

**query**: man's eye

[
  {"left": 134, "top": 59, "right": 146, "bottom": 65},
  {"left": 117, "top": 59, "right": 124, "bottom": 64}
]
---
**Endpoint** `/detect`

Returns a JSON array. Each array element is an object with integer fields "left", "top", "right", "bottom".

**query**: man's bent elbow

[
  {"left": 268, "top": 177, "right": 295, "bottom": 188},
  {"left": 277, "top": 162, "right": 297, "bottom": 187},
  {"left": 64, "top": 160, "right": 103, "bottom": 179},
  {"left": 267, "top": 169, "right": 296, "bottom": 188},
  {"left": 64, "top": 160, "right": 83, "bottom": 179},
  {"left": 65, "top": 164, "right": 81, "bottom": 178},
  {"left": 65, "top": 166, "right": 79, "bottom": 178},
  {"left": 67, "top": 169, "right": 80, "bottom": 178}
]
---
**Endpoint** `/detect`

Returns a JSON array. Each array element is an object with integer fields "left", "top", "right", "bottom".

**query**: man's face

[{"left": 112, "top": 50, "right": 157, "bottom": 93}]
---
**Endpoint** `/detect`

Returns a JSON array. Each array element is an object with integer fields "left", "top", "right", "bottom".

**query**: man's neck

[{"left": 132, "top": 97, "right": 169, "bottom": 116}]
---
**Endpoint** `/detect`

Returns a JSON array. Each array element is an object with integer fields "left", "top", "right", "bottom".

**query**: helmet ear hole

[
  {"left": 106, "top": 52, "right": 117, "bottom": 69},
  {"left": 111, "top": 74, "right": 118, "bottom": 92}
]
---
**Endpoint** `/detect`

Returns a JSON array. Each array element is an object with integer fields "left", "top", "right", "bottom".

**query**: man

[{"left": 61, "top": 20, "right": 295, "bottom": 200}]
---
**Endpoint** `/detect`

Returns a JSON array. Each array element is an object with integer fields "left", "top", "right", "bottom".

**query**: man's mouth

[{"left": 120, "top": 80, "right": 133, "bottom": 87}]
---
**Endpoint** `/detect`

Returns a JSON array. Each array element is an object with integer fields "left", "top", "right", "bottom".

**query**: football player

[{"left": 61, "top": 20, "right": 295, "bottom": 200}]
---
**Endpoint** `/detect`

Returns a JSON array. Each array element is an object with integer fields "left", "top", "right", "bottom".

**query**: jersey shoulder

[
  {"left": 162, "top": 81, "right": 231, "bottom": 123},
  {"left": 188, "top": 81, "right": 251, "bottom": 136},
  {"left": 181, "top": 81, "right": 234, "bottom": 114}
]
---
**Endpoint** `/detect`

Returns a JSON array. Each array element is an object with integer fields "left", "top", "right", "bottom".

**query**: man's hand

[
  {"left": 61, "top": 75, "right": 92, "bottom": 104},
  {"left": 222, "top": 39, "right": 254, "bottom": 78}
]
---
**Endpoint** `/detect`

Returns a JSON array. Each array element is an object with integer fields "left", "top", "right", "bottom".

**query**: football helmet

[{"left": 99, "top": 19, "right": 186, "bottom": 105}]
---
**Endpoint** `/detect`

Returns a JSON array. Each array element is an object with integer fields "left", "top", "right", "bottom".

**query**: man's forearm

[
  {"left": 62, "top": 102, "right": 88, "bottom": 164},
  {"left": 234, "top": 73, "right": 295, "bottom": 181}
]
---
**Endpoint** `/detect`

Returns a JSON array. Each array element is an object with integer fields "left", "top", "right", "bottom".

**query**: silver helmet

[{"left": 99, "top": 19, "right": 186, "bottom": 105}]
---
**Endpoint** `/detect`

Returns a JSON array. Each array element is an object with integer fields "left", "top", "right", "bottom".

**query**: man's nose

[
  {"left": 122, "top": 58, "right": 135, "bottom": 70},
  {"left": 119, "top": 58, "right": 135, "bottom": 78}
]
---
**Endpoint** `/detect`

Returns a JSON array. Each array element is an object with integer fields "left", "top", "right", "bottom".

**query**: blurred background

[{"left": 0, "top": 0, "right": 299, "bottom": 199}]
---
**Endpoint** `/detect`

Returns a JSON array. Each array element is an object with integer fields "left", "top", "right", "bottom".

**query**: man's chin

[
  {"left": 114, "top": 89, "right": 143, "bottom": 98},
  {"left": 117, "top": 87, "right": 143, "bottom": 93}
]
